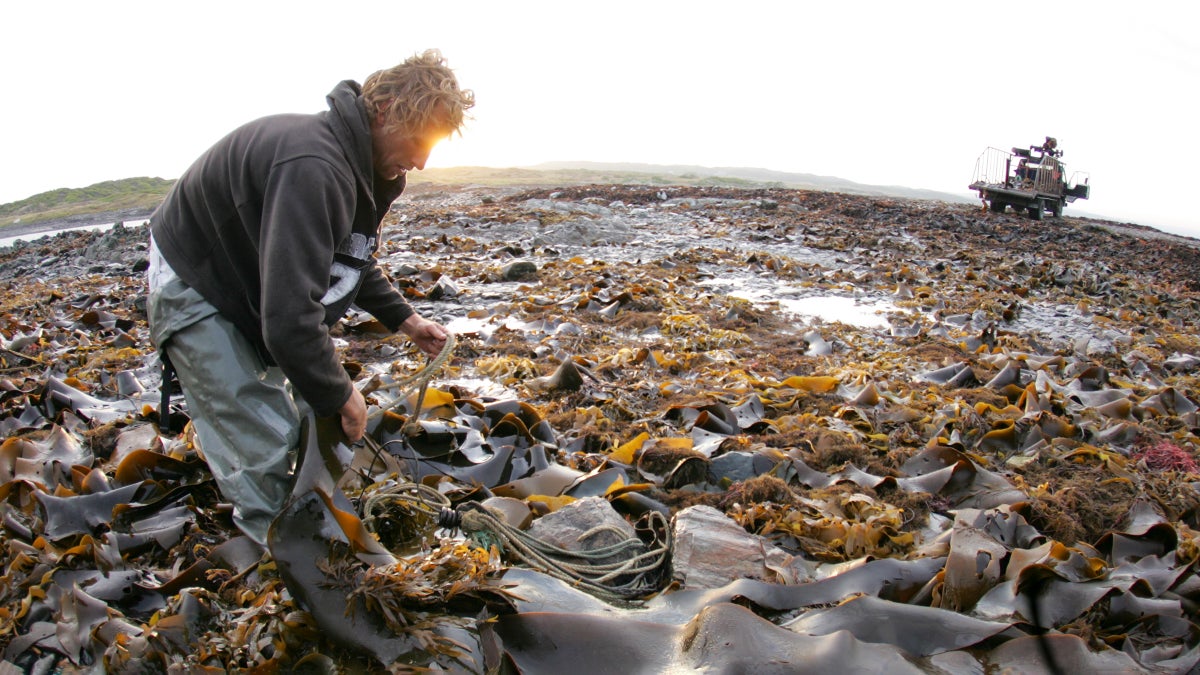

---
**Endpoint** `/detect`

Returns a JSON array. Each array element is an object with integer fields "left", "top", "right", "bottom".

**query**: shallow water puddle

[
  {"left": 445, "top": 314, "right": 530, "bottom": 338},
  {"left": 439, "top": 376, "right": 516, "bottom": 399},
  {"left": 774, "top": 294, "right": 899, "bottom": 328},
  {"left": 700, "top": 277, "right": 901, "bottom": 328}
]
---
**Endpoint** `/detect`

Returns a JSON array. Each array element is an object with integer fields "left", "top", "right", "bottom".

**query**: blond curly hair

[{"left": 362, "top": 49, "right": 475, "bottom": 136}]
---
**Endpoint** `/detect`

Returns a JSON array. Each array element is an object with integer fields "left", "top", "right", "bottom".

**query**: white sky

[{"left": 3, "top": 1, "right": 1198, "bottom": 237}]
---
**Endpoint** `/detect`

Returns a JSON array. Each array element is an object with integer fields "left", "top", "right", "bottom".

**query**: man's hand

[
  {"left": 339, "top": 387, "right": 368, "bottom": 442},
  {"left": 400, "top": 314, "right": 449, "bottom": 358}
]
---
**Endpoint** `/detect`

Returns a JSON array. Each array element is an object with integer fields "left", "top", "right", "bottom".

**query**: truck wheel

[
  {"left": 990, "top": 199, "right": 1006, "bottom": 213},
  {"left": 1029, "top": 202, "right": 1044, "bottom": 221},
  {"left": 1052, "top": 200, "right": 1063, "bottom": 218}
]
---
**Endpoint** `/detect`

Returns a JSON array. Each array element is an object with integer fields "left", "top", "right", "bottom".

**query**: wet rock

[
  {"left": 500, "top": 260, "right": 538, "bottom": 280},
  {"left": 670, "top": 505, "right": 801, "bottom": 589},
  {"left": 425, "top": 275, "right": 460, "bottom": 300},
  {"left": 526, "top": 496, "right": 640, "bottom": 567},
  {"left": 523, "top": 198, "right": 613, "bottom": 218}
]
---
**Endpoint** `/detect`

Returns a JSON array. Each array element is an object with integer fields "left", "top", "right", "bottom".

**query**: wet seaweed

[{"left": 3, "top": 185, "right": 1200, "bottom": 672}]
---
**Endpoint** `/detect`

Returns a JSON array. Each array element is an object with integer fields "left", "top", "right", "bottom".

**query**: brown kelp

[{"left": 2, "top": 186, "right": 1199, "bottom": 672}]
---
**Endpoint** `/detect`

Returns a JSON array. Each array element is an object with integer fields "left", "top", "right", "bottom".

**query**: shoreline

[
  {"left": 0, "top": 208, "right": 153, "bottom": 242},
  {"left": 1, "top": 199, "right": 1196, "bottom": 252}
]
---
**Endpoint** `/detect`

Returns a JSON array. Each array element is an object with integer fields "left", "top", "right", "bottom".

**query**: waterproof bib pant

[{"left": 147, "top": 270, "right": 303, "bottom": 546}]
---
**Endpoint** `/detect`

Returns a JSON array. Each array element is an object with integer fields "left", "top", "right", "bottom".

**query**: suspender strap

[{"left": 160, "top": 351, "right": 176, "bottom": 432}]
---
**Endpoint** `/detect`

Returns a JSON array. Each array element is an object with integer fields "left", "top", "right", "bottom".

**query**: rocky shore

[
  {"left": 2, "top": 184, "right": 1199, "bottom": 672},
  {"left": 0, "top": 208, "right": 153, "bottom": 244}
]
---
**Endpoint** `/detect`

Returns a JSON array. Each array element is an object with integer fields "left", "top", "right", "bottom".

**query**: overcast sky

[{"left": 3, "top": 1, "right": 1198, "bottom": 237}]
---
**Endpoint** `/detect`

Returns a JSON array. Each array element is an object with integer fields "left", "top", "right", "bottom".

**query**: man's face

[{"left": 371, "top": 113, "right": 450, "bottom": 180}]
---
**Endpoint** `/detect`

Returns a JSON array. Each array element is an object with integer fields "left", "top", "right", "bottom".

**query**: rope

[
  {"left": 445, "top": 504, "right": 672, "bottom": 602},
  {"left": 358, "top": 482, "right": 672, "bottom": 601},
  {"left": 360, "top": 480, "right": 452, "bottom": 552},
  {"left": 355, "top": 334, "right": 672, "bottom": 601},
  {"left": 366, "top": 331, "right": 457, "bottom": 425}
]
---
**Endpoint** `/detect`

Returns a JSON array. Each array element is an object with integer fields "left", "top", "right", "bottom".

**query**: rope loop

[
  {"left": 366, "top": 331, "right": 457, "bottom": 424},
  {"left": 450, "top": 503, "right": 672, "bottom": 601},
  {"left": 360, "top": 480, "right": 452, "bottom": 553}
]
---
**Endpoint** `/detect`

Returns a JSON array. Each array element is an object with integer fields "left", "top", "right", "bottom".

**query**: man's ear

[{"left": 375, "top": 98, "right": 397, "bottom": 127}]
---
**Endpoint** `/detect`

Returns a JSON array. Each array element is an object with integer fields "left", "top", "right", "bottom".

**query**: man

[{"left": 146, "top": 50, "right": 474, "bottom": 545}]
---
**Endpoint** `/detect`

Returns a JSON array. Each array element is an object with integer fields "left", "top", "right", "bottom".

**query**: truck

[{"left": 969, "top": 142, "right": 1090, "bottom": 220}]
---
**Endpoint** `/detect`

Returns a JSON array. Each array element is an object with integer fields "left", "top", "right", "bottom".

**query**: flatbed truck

[{"left": 969, "top": 143, "right": 1090, "bottom": 220}]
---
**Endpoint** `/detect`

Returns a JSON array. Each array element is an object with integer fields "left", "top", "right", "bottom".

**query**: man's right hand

[
  {"left": 339, "top": 387, "right": 368, "bottom": 442},
  {"left": 400, "top": 314, "right": 449, "bottom": 358}
]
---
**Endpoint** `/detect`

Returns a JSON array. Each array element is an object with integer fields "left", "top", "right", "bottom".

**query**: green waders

[{"left": 147, "top": 268, "right": 305, "bottom": 547}]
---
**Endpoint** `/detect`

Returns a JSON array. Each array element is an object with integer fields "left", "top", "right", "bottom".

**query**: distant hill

[
  {"left": 522, "top": 162, "right": 975, "bottom": 204},
  {"left": 411, "top": 162, "right": 975, "bottom": 205},
  {"left": 0, "top": 177, "right": 174, "bottom": 233},
  {"left": 0, "top": 164, "right": 977, "bottom": 234}
]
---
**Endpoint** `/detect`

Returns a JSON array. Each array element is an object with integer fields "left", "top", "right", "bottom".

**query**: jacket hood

[{"left": 325, "top": 80, "right": 374, "bottom": 193}]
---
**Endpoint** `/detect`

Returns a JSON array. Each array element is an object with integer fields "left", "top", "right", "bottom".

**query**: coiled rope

[
  {"left": 440, "top": 503, "right": 672, "bottom": 602},
  {"left": 361, "top": 484, "right": 672, "bottom": 602},
  {"left": 360, "top": 481, "right": 452, "bottom": 552}
]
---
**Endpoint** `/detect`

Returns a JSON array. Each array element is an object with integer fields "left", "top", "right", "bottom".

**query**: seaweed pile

[{"left": 2, "top": 185, "right": 1199, "bottom": 673}]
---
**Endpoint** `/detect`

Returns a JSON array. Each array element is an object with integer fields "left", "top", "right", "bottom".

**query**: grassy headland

[{"left": 0, "top": 177, "right": 175, "bottom": 232}]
